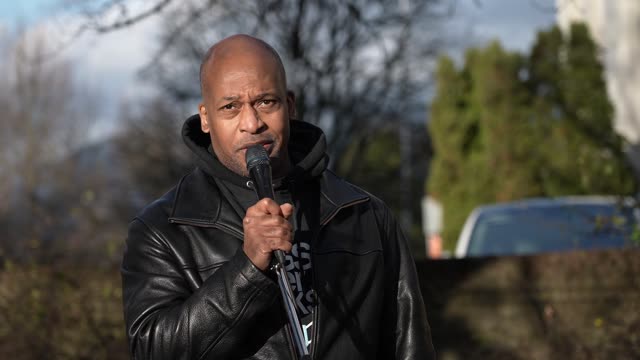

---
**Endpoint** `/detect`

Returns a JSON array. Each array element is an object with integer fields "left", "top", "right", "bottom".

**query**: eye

[
  {"left": 258, "top": 99, "right": 277, "bottom": 108},
  {"left": 219, "top": 102, "right": 239, "bottom": 112}
]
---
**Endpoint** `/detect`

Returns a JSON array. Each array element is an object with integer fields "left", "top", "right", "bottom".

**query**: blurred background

[{"left": 0, "top": 0, "right": 638, "bottom": 359}]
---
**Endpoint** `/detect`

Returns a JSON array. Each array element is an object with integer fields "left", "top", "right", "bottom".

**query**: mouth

[{"left": 241, "top": 141, "right": 274, "bottom": 154}]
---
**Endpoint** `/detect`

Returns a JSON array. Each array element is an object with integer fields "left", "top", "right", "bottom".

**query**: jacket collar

[
  {"left": 168, "top": 168, "right": 245, "bottom": 237},
  {"left": 168, "top": 167, "right": 369, "bottom": 233},
  {"left": 318, "top": 170, "right": 370, "bottom": 225}
]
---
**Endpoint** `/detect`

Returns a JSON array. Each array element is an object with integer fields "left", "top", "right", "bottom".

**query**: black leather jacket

[{"left": 122, "top": 124, "right": 435, "bottom": 360}]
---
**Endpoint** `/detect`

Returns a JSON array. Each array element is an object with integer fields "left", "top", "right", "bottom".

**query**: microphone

[
  {"left": 245, "top": 145, "right": 286, "bottom": 267},
  {"left": 245, "top": 145, "right": 310, "bottom": 358}
]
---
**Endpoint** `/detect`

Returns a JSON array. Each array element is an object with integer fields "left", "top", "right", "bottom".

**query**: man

[{"left": 122, "top": 34, "right": 435, "bottom": 360}]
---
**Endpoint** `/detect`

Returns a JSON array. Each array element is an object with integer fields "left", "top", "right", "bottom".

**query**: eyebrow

[
  {"left": 218, "top": 92, "right": 280, "bottom": 103},
  {"left": 254, "top": 92, "right": 279, "bottom": 99},
  {"left": 221, "top": 95, "right": 240, "bottom": 102}
]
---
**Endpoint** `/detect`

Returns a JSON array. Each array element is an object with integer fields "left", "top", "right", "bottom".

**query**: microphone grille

[{"left": 245, "top": 145, "right": 270, "bottom": 171}]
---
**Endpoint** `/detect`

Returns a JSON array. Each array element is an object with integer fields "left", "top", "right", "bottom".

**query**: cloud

[
  {"left": 16, "top": 8, "right": 164, "bottom": 140},
  {"left": 67, "top": 17, "right": 160, "bottom": 102}
]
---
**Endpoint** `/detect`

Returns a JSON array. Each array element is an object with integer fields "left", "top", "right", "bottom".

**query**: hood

[{"left": 181, "top": 114, "right": 329, "bottom": 187}]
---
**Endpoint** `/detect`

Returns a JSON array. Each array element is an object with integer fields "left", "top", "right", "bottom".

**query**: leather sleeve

[
  {"left": 375, "top": 201, "right": 437, "bottom": 360},
  {"left": 121, "top": 218, "right": 280, "bottom": 360}
]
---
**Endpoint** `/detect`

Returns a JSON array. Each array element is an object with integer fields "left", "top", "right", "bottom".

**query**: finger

[
  {"left": 248, "top": 198, "right": 282, "bottom": 216},
  {"left": 259, "top": 225, "right": 292, "bottom": 238},
  {"left": 280, "top": 203, "right": 294, "bottom": 219},
  {"left": 274, "top": 239, "right": 293, "bottom": 253},
  {"left": 244, "top": 220, "right": 293, "bottom": 238},
  {"left": 245, "top": 214, "right": 292, "bottom": 228},
  {"left": 266, "top": 236, "right": 293, "bottom": 253}
]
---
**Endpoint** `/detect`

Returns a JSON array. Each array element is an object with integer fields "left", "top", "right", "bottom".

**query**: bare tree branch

[
  {"left": 66, "top": 0, "right": 175, "bottom": 32},
  {"left": 69, "top": 4, "right": 446, "bottom": 187}
]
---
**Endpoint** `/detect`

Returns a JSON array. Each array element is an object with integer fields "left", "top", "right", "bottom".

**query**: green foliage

[
  {"left": 0, "top": 264, "right": 128, "bottom": 359},
  {"left": 338, "top": 126, "right": 431, "bottom": 257},
  {"left": 428, "top": 23, "right": 637, "bottom": 250},
  {"left": 339, "top": 129, "right": 403, "bottom": 203}
]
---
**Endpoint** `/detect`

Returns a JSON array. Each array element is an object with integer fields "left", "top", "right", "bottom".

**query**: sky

[
  {"left": 0, "top": 0, "right": 557, "bottom": 140},
  {"left": 0, "top": 0, "right": 54, "bottom": 24}
]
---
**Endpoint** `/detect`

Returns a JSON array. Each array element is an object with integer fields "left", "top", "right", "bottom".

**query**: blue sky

[{"left": 0, "top": 0, "right": 59, "bottom": 25}]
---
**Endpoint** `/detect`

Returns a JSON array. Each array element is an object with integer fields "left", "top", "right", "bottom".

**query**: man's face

[{"left": 199, "top": 52, "right": 294, "bottom": 178}]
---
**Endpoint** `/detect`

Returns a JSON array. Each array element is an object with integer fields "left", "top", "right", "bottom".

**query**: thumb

[{"left": 280, "top": 203, "right": 294, "bottom": 219}]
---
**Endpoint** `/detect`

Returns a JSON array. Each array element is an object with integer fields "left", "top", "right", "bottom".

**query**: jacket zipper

[
  {"left": 310, "top": 234, "right": 319, "bottom": 360},
  {"left": 283, "top": 322, "right": 298, "bottom": 360}
]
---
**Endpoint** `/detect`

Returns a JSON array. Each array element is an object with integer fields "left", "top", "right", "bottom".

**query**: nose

[{"left": 239, "top": 106, "right": 265, "bottom": 134}]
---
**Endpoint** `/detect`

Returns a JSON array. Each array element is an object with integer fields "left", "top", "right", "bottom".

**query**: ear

[
  {"left": 286, "top": 90, "right": 296, "bottom": 120},
  {"left": 199, "top": 103, "right": 210, "bottom": 133}
]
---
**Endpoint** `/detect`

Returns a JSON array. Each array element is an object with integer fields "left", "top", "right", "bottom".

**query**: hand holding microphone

[
  {"left": 242, "top": 145, "right": 293, "bottom": 271},
  {"left": 244, "top": 145, "right": 310, "bottom": 358}
]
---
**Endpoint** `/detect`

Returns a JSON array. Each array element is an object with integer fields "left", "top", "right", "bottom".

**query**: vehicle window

[{"left": 467, "top": 204, "right": 636, "bottom": 256}]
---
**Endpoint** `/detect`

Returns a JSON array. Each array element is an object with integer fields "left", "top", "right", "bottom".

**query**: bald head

[
  {"left": 196, "top": 34, "right": 295, "bottom": 178},
  {"left": 199, "top": 34, "right": 287, "bottom": 97}
]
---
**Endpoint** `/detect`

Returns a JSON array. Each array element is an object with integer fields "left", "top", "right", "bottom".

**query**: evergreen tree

[{"left": 428, "top": 23, "right": 637, "bottom": 250}]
